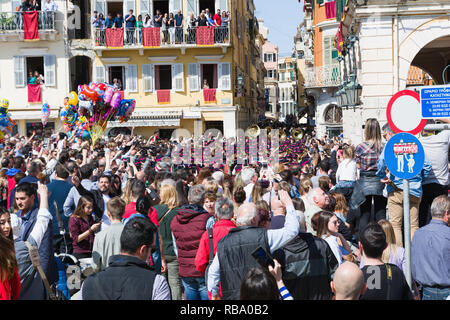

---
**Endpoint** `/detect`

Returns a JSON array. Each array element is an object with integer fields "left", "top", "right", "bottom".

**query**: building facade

[
  {"left": 301, "top": 0, "right": 343, "bottom": 138},
  {"left": 259, "top": 19, "right": 279, "bottom": 114},
  {"left": 278, "top": 56, "right": 298, "bottom": 121},
  {"left": 68, "top": 0, "right": 263, "bottom": 138},
  {"left": 0, "top": 1, "right": 69, "bottom": 136}
]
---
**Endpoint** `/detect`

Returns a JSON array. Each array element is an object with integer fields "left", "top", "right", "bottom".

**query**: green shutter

[
  {"left": 336, "top": 0, "right": 346, "bottom": 22},
  {"left": 332, "top": 50, "right": 338, "bottom": 60},
  {"left": 317, "top": 0, "right": 324, "bottom": 4}
]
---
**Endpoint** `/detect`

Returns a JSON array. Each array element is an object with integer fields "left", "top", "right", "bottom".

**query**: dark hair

[
  {"left": 233, "top": 187, "right": 246, "bottom": 204},
  {"left": 135, "top": 195, "right": 151, "bottom": 216},
  {"left": 316, "top": 211, "right": 335, "bottom": 238},
  {"left": 326, "top": 195, "right": 336, "bottom": 212},
  {"left": 279, "top": 170, "right": 293, "bottom": 184},
  {"left": 13, "top": 156, "right": 25, "bottom": 170},
  {"left": 360, "top": 223, "right": 387, "bottom": 259},
  {"left": 318, "top": 176, "right": 331, "bottom": 193},
  {"left": 55, "top": 164, "right": 69, "bottom": 180},
  {"left": 311, "top": 211, "right": 321, "bottom": 232},
  {"left": 239, "top": 267, "right": 280, "bottom": 300},
  {"left": 15, "top": 182, "right": 36, "bottom": 197},
  {"left": 318, "top": 159, "right": 330, "bottom": 173},
  {"left": 98, "top": 174, "right": 111, "bottom": 183},
  {"left": 175, "top": 179, "right": 188, "bottom": 206},
  {"left": 14, "top": 171, "right": 26, "bottom": 184},
  {"left": 1, "top": 158, "right": 10, "bottom": 168},
  {"left": 58, "top": 132, "right": 66, "bottom": 140},
  {"left": 292, "top": 198, "right": 305, "bottom": 212},
  {"left": 0, "top": 210, "right": 17, "bottom": 282},
  {"left": 120, "top": 217, "right": 157, "bottom": 254},
  {"left": 80, "top": 164, "right": 93, "bottom": 180},
  {"left": 131, "top": 179, "right": 146, "bottom": 199}
]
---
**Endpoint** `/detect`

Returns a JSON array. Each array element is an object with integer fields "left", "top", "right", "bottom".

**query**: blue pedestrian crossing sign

[{"left": 384, "top": 133, "right": 425, "bottom": 180}]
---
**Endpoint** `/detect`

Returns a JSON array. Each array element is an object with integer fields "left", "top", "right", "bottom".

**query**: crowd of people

[
  {"left": 92, "top": 8, "right": 230, "bottom": 45},
  {"left": 0, "top": 116, "right": 448, "bottom": 301}
]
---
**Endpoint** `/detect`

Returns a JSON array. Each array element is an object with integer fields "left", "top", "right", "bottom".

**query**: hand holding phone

[{"left": 251, "top": 246, "right": 275, "bottom": 269}]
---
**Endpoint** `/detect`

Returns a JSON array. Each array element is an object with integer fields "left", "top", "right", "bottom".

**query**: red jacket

[
  {"left": 195, "top": 219, "right": 236, "bottom": 273},
  {"left": 0, "top": 268, "right": 20, "bottom": 300},
  {"left": 123, "top": 202, "right": 159, "bottom": 227}
]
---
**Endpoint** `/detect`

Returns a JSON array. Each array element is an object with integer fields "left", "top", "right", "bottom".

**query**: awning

[
  {"left": 9, "top": 110, "right": 59, "bottom": 120},
  {"left": 107, "top": 111, "right": 182, "bottom": 128}
]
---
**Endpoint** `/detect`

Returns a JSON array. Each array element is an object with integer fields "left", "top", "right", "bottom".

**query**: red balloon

[
  {"left": 97, "top": 83, "right": 107, "bottom": 91},
  {"left": 83, "top": 87, "right": 98, "bottom": 101}
]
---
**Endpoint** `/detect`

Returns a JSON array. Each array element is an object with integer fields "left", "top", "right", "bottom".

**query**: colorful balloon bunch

[
  {"left": 41, "top": 103, "right": 51, "bottom": 127},
  {"left": 61, "top": 82, "right": 135, "bottom": 146},
  {"left": 0, "top": 99, "right": 16, "bottom": 142}
]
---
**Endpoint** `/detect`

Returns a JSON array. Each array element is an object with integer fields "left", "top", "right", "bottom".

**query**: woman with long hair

[
  {"left": 222, "top": 174, "right": 233, "bottom": 199},
  {"left": 121, "top": 178, "right": 135, "bottom": 205},
  {"left": 68, "top": 196, "right": 101, "bottom": 259},
  {"left": 316, "top": 211, "right": 352, "bottom": 265},
  {"left": 0, "top": 208, "right": 20, "bottom": 300},
  {"left": 154, "top": 184, "right": 182, "bottom": 300},
  {"left": 195, "top": 167, "right": 212, "bottom": 185},
  {"left": 352, "top": 118, "right": 386, "bottom": 240}
]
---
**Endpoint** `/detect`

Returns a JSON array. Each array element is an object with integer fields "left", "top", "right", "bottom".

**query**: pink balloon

[
  {"left": 103, "top": 87, "right": 114, "bottom": 104},
  {"left": 111, "top": 92, "right": 121, "bottom": 109}
]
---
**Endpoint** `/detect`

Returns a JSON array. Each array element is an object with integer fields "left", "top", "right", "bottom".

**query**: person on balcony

[
  {"left": 30, "top": 0, "right": 39, "bottom": 11},
  {"left": 213, "top": 9, "right": 221, "bottom": 26},
  {"left": 144, "top": 14, "right": 152, "bottom": 28},
  {"left": 112, "top": 12, "right": 124, "bottom": 29},
  {"left": 174, "top": 10, "right": 184, "bottom": 44},
  {"left": 187, "top": 13, "right": 197, "bottom": 43},
  {"left": 90, "top": 11, "right": 101, "bottom": 29},
  {"left": 124, "top": 9, "right": 136, "bottom": 45},
  {"left": 98, "top": 13, "right": 105, "bottom": 29},
  {"left": 198, "top": 12, "right": 208, "bottom": 27},
  {"left": 153, "top": 10, "right": 163, "bottom": 28},
  {"left": 137, "top": 15, "right": 143, "bottom": 44},
  {"left": 42, "top": 0, "right": 57, "bottom": 29},
  {"left": 168, "top": 13, "right": 176, "bottom": 45},
  {"left": 105, "top": 13, "right": 114, "bottom": 28},
  {"left": 206, "top": 12, "right": 214, "bottom": 27},
  {"left": 161, "top": 13, "right": 169, "bottom": 44}
]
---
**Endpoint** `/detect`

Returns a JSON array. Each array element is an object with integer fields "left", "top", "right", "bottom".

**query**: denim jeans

[
  {"left": 181, "top": 277, "right": 209, "bottom": 300},
  {"left": 422, "top": 287, "right": 450, "bottom": 300}
]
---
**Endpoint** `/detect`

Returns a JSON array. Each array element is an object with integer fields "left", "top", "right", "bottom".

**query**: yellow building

[{"left": 71, "top": 0, "right": 262, "bottom": 138}]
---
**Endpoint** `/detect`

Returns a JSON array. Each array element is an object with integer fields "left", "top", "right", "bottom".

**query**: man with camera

[{"left": 207, "top": 190, "right": 299, "bottom": 300}]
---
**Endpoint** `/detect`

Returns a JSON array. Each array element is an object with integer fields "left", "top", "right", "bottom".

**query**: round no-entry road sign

[{"left": 386, "top": 90, "right": 427, "bottom": 135}]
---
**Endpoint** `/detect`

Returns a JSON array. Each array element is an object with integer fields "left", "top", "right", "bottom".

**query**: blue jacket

[
  {"left": 18, "top": 206, "right": 58, "bottom": 285},
  {"left": 376, "top": 146, "right": 432, "bottom": 198}
]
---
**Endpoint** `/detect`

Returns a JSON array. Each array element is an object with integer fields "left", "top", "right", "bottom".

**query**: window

[
  {"left": 14, "top": 55, "right": 56, "bottom": 88},
  {"left": 26, "top": 122, "right": 54, "bottom": 138},
  {"left": 155, "top": 65, "right": 172, "bottom": 90},
  {"left": 324, "top": 104, "right": 343, "bottom": 124},
  {"left": 108, "top": 66, "right": 125, "bottom": 90},
  {"left": 201, "top": 64, "right": 218, "bottom": 89},
  {"left": 323, "top": 35, "right": 339, "bottom": 66}
]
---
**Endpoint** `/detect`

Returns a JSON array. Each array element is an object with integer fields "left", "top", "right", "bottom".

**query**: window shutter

[
  {"left": 172, "top": 63, "right": 184, "bottom": 92},
  {"left": 324, "top": 36, "right": 332, "bottom": 65},
  {"left": 219, "top": 63, "right": 231, "bottom": 91},
  {"left": 94, "top": 0, "right": 106, "bottom": 15},
  {"left": 44, "top": 55, "right": 56, "bottom": 87},
  {"left": 14, "top": 56, "right": 25, "bottom": 88},
  {"left": 95, "top": 64, "right": 105, "bottom": 83},
  {"left": 140, "top": 0, "right": 150, "bottom": 16},
  {"left": 124, "top": 0, "right": 135, "bottom": 16},
  {"left": 186, "top": 0, "right": 198, "bottom": 15},
  {"left": 215, "top": 0, "right": 228, "bottom": 12},
  {"left": 142, "top": 64, "right": 154, "bottom": 92},
  {"left": 126, "top": 64, "right": 138, "bottom": 92},
  {"left": 188, "top": 63, "right": 200, "bottom": 92},
  {"left": 171, "top": 0, "right": 182, "bottom": 13}
]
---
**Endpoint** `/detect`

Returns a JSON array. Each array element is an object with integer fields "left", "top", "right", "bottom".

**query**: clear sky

[{"left": 254, "top": 0, "right": 304, "bottom": 57}]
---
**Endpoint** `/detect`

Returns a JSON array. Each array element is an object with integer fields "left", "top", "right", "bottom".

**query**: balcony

[
  {"left": 0, "top": 11, "right": 57, "bottom": 41},
  {"left": 304, "top": 64, "right": 340, "bottom": 88},
  {"left": 93, "top": 26, "right": 231, "bottom": 53}
]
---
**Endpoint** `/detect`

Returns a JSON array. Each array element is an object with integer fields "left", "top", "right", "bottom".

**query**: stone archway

[
  {"left": 398, "top": 17, "right": 450, "bottom": 89},
  {"left": 323, "top": 104, "right": 342, "bottom": 125}
]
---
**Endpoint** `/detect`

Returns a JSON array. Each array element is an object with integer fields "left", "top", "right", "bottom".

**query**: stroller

[{"left": 53, "top": 201, "right": 95, "bottom": 299}]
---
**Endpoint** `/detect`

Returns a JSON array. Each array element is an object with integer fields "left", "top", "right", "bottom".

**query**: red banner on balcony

[
  {"left": 105, "top": 28, "right": 124, "bottom": 48},
  {"left": 196, "top": 26, "right": 215, "bottom": 46},
  {"left": 157, "top": 90, "right": 171, "bottom": 104},
  {"left": 23, "top": 11, "right": 39, "bottom": 41},
  {"left": 325, "top": 1, "right": 337, "bottom": 19},
  {"left": 28, "top": 84, "right": 41, "bottom": 103},
  {"left": 203, "top": 89, "right": 216, "bottom": 103},
  {"left": 143, "top": 27, "right": 161, "bottom": 47}
]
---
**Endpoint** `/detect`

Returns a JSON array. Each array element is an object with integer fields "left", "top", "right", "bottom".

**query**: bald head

[
  {"left": 331, "top": 262, "right": 366, "bottom": 300},
  {"left": 236, "top": 203, "right": 258, "bottom": 227}
]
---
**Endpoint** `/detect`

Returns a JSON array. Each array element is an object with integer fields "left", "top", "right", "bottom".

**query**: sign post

[{"left": 384, "top": 132, "right": 425, "bottom": 289}]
